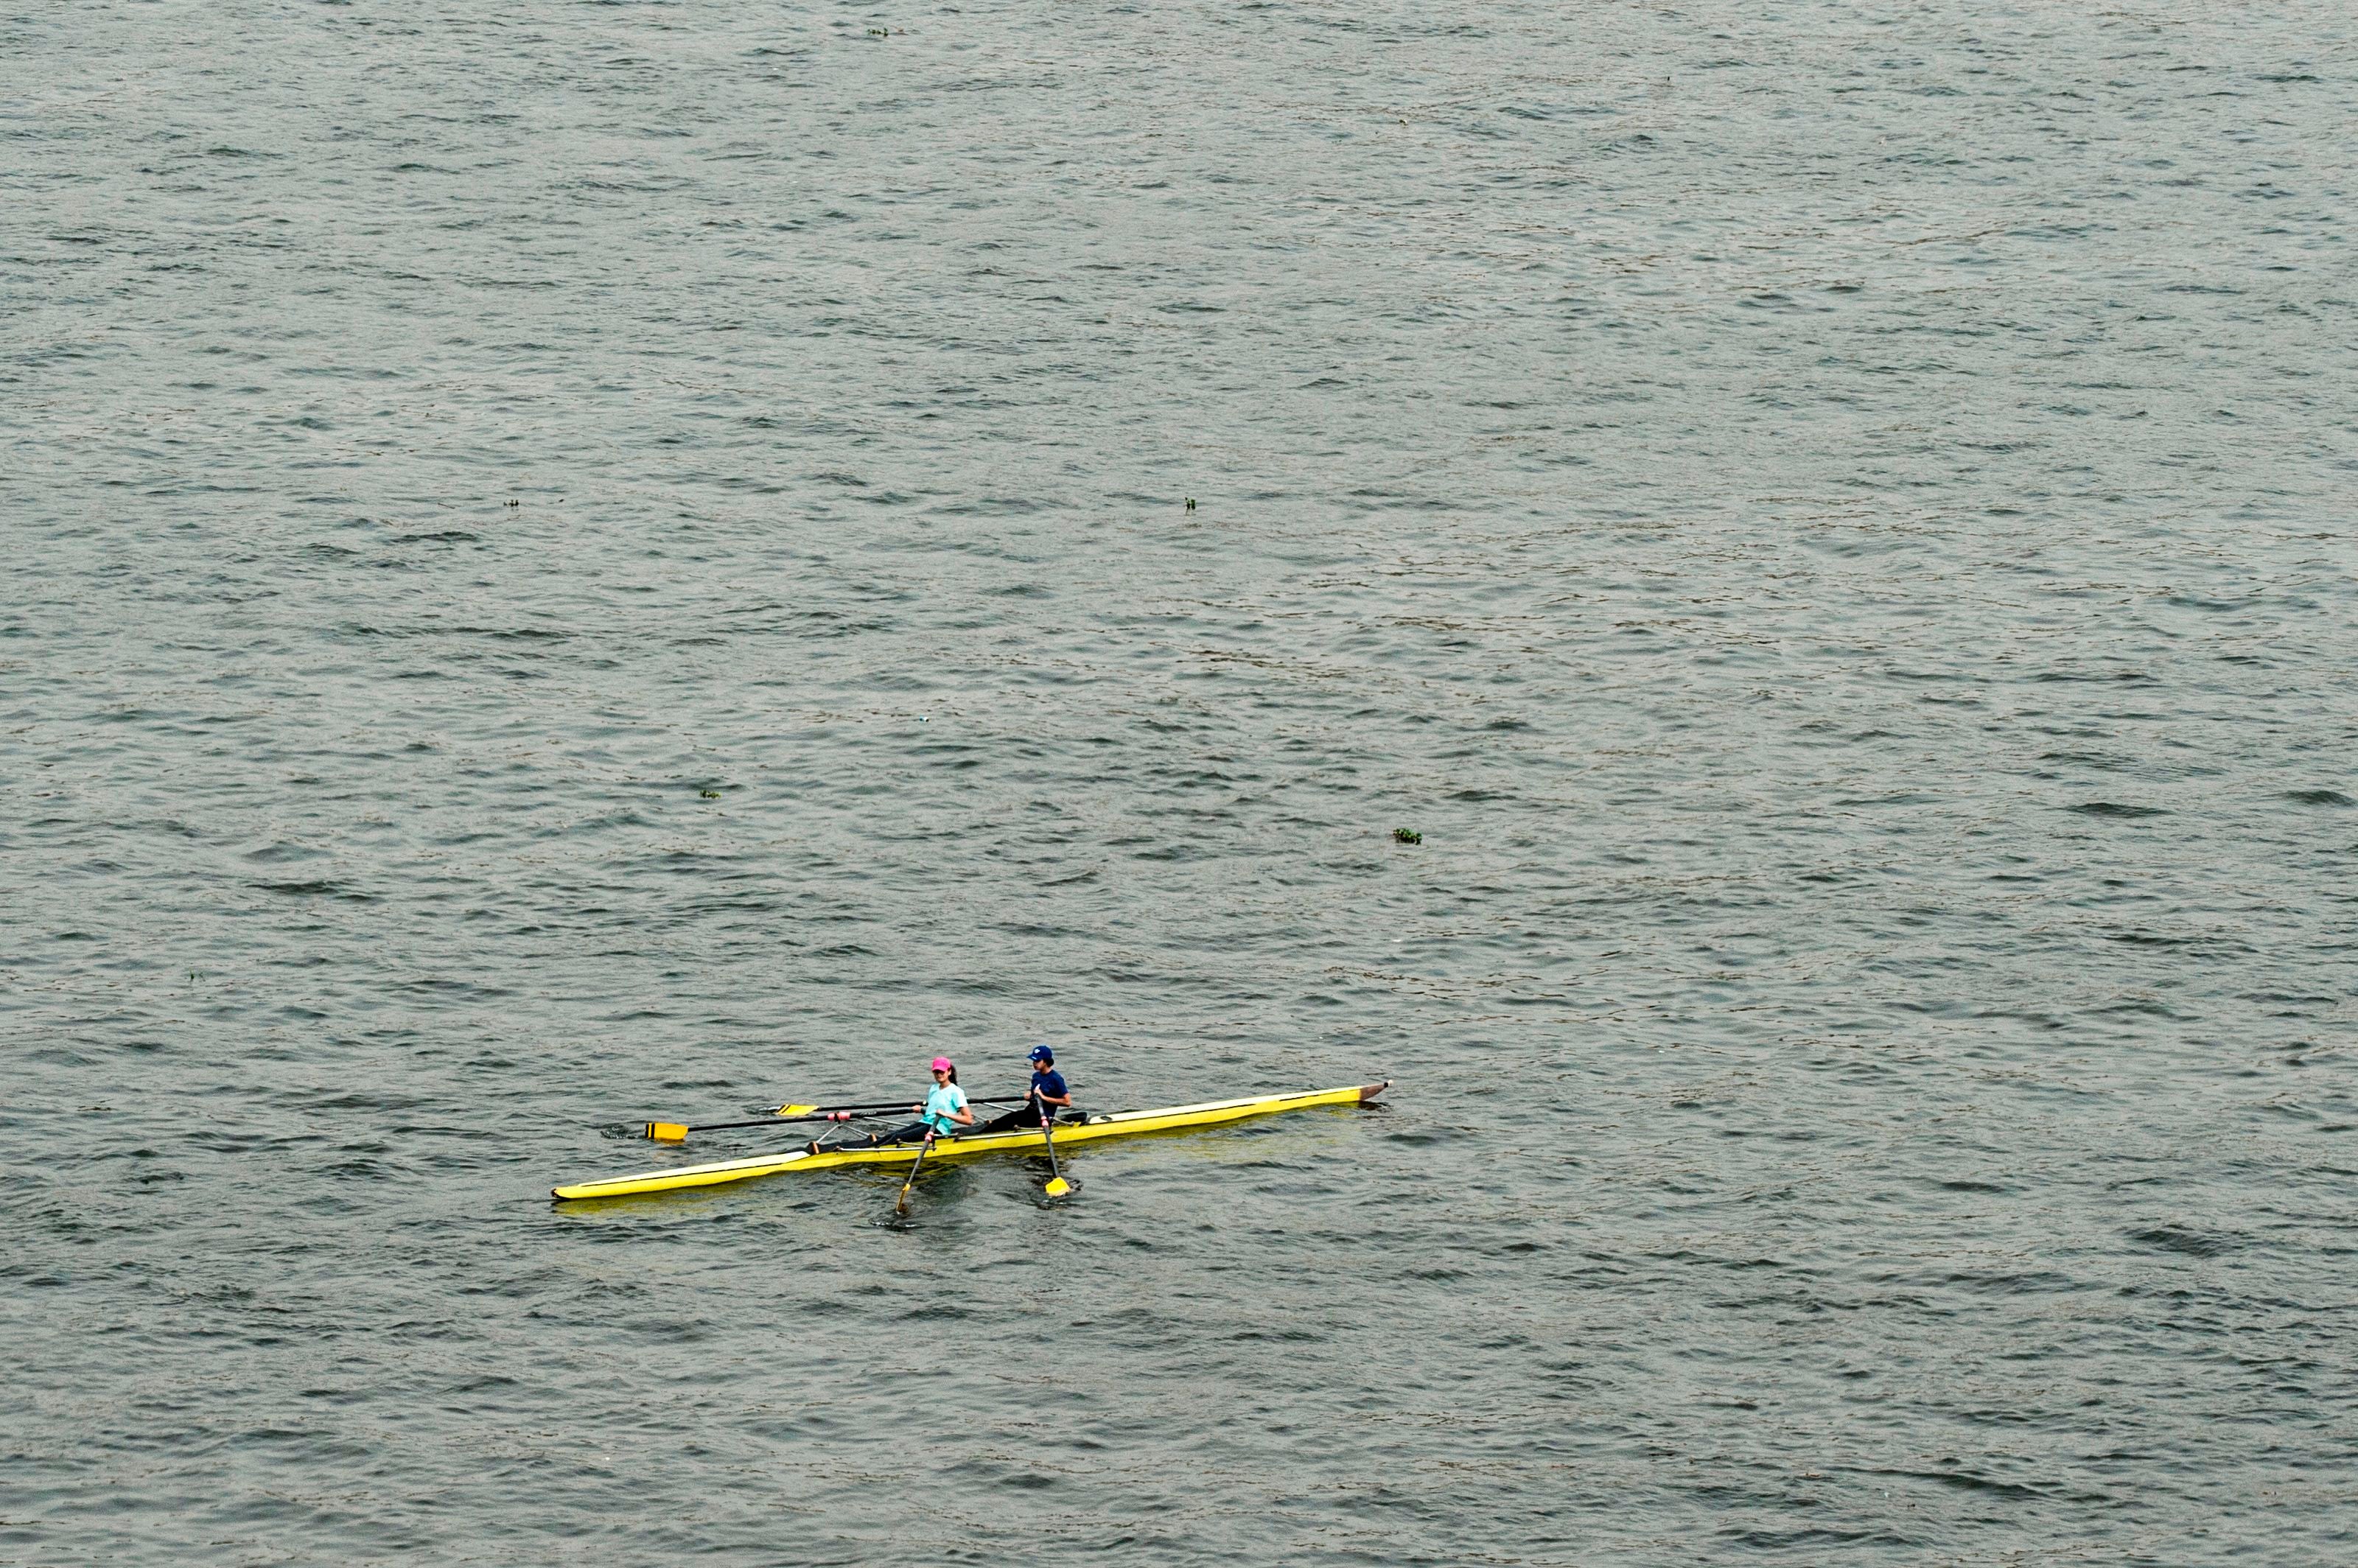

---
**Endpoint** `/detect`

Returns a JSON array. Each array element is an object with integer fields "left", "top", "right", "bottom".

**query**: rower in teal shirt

[
  {"left": 806, "top": 1057, "right": 975, "bottom": 1155},
  {"left": 867, "top": 1057, "right": 971, "bottom": 1147},
  {"left": 920, "top": 1057, "right": 972, "bottom": 1134}
]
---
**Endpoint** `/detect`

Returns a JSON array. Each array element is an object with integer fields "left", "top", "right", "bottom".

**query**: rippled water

[{"left": 5, "top": 1, "right": 2354, "bottom": 1562}]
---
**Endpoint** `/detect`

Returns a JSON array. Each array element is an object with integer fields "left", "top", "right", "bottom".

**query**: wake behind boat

[{"left": 552, "top": 1080, "right": 1390, "bottom": 1202}]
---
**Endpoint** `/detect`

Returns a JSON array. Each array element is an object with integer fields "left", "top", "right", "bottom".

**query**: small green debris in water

[
  {"left": 1393, "top": 827, "right": 1421, "bottom": 844},
  {"left": 1185, "top": 497, "right": 1197, "bottom": 512},
  {"left": 699, "top": 788, "right": 721, "bottom": 799}
]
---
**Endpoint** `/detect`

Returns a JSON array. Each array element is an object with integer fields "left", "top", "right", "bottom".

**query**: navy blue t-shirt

[{"left": 1031, "top": 1068, "right": 1068, "bottom": 1105}]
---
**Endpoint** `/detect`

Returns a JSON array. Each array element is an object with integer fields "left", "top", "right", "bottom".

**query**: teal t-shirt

[{"left": 922, "top": 1083, "right": 968, "bottom": 1133}]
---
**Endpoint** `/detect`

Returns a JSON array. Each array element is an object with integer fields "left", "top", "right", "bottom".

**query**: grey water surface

[{"left": 4, "top": 1, "right": 2356, "bottom": 1563}]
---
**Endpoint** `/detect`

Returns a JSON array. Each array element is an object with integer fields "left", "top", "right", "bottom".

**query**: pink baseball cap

[{"left": 930, "top": 1057, "right": 954, "bottom": 1072}]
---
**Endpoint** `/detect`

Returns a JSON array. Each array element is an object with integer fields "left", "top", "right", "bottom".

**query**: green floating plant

[
  {"left": 699, "top": 788, "right": 721, "bottom": 799},
  {"left": 1392, "top": 827, "right": 1421, "bottom": 844}
]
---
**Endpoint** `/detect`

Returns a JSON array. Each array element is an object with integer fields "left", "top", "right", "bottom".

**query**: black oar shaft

[
  {"left": 1041, "top": 1113, "right": 1066, "bottom": 1186},
  {"left": 1038, "top": 1105, "right": 1078, "bottom": 1197},
  {"left": 685, "top": 1096, "right": 1022, "bottom": 1134},
  {"left": 896, "top": 1132, "right": 935, "bottom": 1212},
  {"left": 685, "top": 1114, "right": 850, "bottom": 1135}
]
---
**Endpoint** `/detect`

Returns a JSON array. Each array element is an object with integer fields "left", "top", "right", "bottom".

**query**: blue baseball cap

[{"left": 1027, "top": 1045, "right": 1054, "bottom": 1064}]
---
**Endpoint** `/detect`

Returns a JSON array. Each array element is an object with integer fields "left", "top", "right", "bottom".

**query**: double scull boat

[{"left": 553, "top": 1080, "right": 1389, "bottom": 1201}]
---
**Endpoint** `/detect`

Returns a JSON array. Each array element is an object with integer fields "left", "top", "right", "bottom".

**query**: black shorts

[{"left": 976, "top": 1104, "right": 1074, "bottom": 1135}]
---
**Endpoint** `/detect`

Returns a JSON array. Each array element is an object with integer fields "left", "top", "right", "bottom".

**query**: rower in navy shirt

[
  {"left": 977, "top": 1045, "right": 1073, "bottom": 1133},
  {"left": 1026, "top": 1046, "right": 1070, "bottom": 1121}
]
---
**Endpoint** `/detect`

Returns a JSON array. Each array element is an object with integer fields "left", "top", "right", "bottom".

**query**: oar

[
  {"left": 1039, "top": 1107, "right": 1077, "bottom": 1199},
  {"left": 645, "top": 1109, "right": 856, "bottom": 1141},
  {"left": 644, "top": 1096, "right": 1023, "bottom": 1143},
  {"left": 896, "top": 1130, "right": 936, "bottom": 1213}
]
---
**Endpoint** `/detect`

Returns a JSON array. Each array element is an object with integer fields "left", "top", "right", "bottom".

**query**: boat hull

[{"left": 551, "top": 1080, "right": 1389, "bottom": 1201}]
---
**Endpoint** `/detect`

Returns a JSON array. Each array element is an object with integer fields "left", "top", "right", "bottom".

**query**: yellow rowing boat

[{"left": 552, "top": 1080, "right": 1390, "bottom": 1201}]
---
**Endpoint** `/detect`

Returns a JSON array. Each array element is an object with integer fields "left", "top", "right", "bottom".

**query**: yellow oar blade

[
  {"left": 1044, "top": 1176, "right": 1071, "bottom": 1198},
  {"left": 777, "top": 1104, "right": 819, "bottom": 1116},
  {"left": 645, "top": 1121, "right": 689, "bottom": 1144}
]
